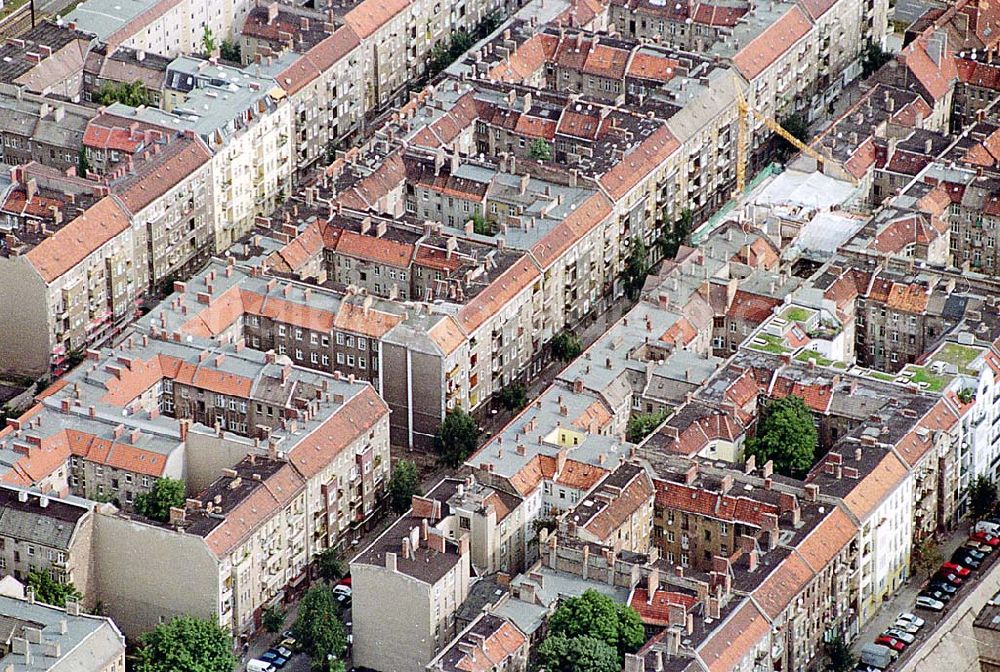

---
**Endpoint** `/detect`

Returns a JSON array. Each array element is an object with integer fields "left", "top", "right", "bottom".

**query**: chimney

[{"left": 646, "top": 566, "right": 659, "bottom": 601}]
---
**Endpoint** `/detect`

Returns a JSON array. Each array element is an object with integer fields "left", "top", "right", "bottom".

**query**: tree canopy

[
  {"left": 911, "top": 537, "right": 943, "bottom": 580},
  {"left": 314, "top": 548, "right": 345, "bottom": 584},
  {"left": 219, "top": 39, "right": 241, "bottom": 62},
  {"left": 745, "top": 395, "right": 817, "bottom": 478},
  {"left": 656, "top": 208, "right": 691, "bottom": 260},
  {"left": 263, "top": 604, "right": 285, "bottom": 634},
  {"left": 537, "top": 634, "right": 619, "bottom": 672},
  {"left": 970, "top": 475, "right": 997, "bottom": 520},
  {"left": 824, "top": 634, "right": 857, "bottom": 672},
  {"left": 134, "top": 477, "right": 186, "bottom": 523},
  {"left": 550, "top": 331, "right": 583, "bottom": 362},
  {"left": 861, "top": 42, "right": 893, "bottom": 78},
  {"left": 135, "top": 616, "right": 237, "bottom": 672},
  {"left": 389, "top": 459, "right": 422, "bottom": 514},
  {"left": 435, "top": 408, "right": 479, "bottom": 467},
  {"left": 498, "top": 382, "right": 528, "bottom": 411},
  {"left": 622, "top": 237, "right": 649, "bottom": 300},
  {"left": 94, "top": 80, "right": 149, "bottom": 107},
  {"left": 202, "top": 26, "right": 216, "bottom": 55},
  {"left": 546, "top": 590, "right": 645, "bottom": 660},
  {"left": 626, "top": 410, "right": 668, "bottom": 444},
  {"left": 530, "top": 139, "right": 553, "bottom": 161},
  {"left": 291, "top": 586, "right": 347, "bottom": 670},
  {"left": 27, "top": 571, "right": 82, "bottom": 607}
]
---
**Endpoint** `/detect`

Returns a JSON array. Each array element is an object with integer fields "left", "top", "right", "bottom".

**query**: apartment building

[
  {"left": 351, "top": 478, "right": 473, "bottom": 672},
  {"left": 106, "top": 135, "right": 215, "bottom": 290},
  {"left": 66, "top": 0, "right": 254, "bottom": 58},
  {"left": 0, "top": 591, "right": 125, "bottom": 672},
  {"left": 566, "top": 462, "right": 655, "bottom": 553},
  {"left": 103, "top": 56, "right": 294, "bottom": 250},
  {"left": 0, "top": 187, "right": 147, "bottom": 377},
  {"left": 0, "top": 487, "right": 95, "bottom": 607},
  {"left": 82, "top": 45, "right": 170, "bottom": 107},
  {"left": 426, "top": 613, "right": 528, "bottom": 672},
  {"left": 94, "top": 454, "right": 307, "bottom": 636},
  {"left": 0, "top": 95, "right": 95, "bottom": 173}
]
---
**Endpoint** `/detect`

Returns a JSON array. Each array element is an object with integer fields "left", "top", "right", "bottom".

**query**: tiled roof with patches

[
  {"left": 456, "top": 255, "right": 539, "bottom": 332},
  {"left": 629, "top": 588, "right": 698, "bottom": 626},
  {"left": 696, "top": 600, "right": 770, "bottom": 672},
  {"left": 654, "top": 479, "right": 780, "bottom": 527},
  {"left": 430, "top": 614, "right": 527, "bottom": 672},
  {"left": 731, "top": 6, "right": 812, "bottom": 80},
  {"left": 599, "top": 126, "right": 680, "bottom": 199}
]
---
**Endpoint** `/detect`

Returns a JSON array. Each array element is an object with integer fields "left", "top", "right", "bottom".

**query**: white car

[
  {"left": 884, "top": 629, "right": 916, "bottom": 644},
  {"left": 893, "top": 621, "right": 919, "bottom": 634},
  {"left": 915, "top": 596, "right": 944, "bottom": 611},
  {"left": 332, "top": 585, "right": 352, "bottom": 603},
  {"left": 897, "top": 612, "right": 925, "bottom": 628}
]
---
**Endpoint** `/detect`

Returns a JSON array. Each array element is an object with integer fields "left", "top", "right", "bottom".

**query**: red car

[
  {"left": 971, "top": 531, "right": 1000, "bottom": 547},
  {"left": 941, "top": 561, "right": 972, "bottom": 576},
  {"left": 338, "top": 576, "right": 352, "bottom": 587},
  {"left": 875, "top": 636, "right": 906, "bottom": 651}
]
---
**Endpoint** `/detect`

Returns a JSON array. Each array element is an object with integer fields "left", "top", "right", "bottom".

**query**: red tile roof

[
  {"left": 344, "top": 0, "right": 409, "bottom": 39},
  {"left": 696, "top": 600, "right": 771, "bottom": 672},
  {"left": 629, "top": 588, "right": 697, "bottom": 626},
  {"left": 25, "top": 197, "right": 131, "bottom": 284},
  {"left": 732, "top": 6, "right": 811, "bottom": 80},
  {"left": 599, "top": 126, "right": 680, "bottom": 200},
  {"left": 654, "top": 479, "right": 780, "bottom": 527}
]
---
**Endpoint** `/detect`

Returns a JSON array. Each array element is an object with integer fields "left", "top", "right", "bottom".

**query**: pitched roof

[
  {"left": 456, "top": 255, "right": 539, "bottom": 333},
  {"left": 287, "top": 386, "right": 388, "bottom": 479},
  {"left": 599, "top": 126, "right": 680, "bottom": 199},
  {"left": 343, "top": 0, "right": 410, "bottom": 39},
  {"left": 65, "top": 429, "right": 168, "bottom": 477},
  {"left": 696, "top": 600, "right": 771, "bottom": 672},
  {"left": 731, "top": 6, "right": 812, "bottom": 80},
  {"left": 25, "top": 196, "right": 131, "bottom": 284},
  {"left": 842, "top": 451, "right": 909, "bottom": 521},
  {"left": 629, "top": 588, "right": 697, "bottom": 626},
  {"left": 752, "top": 551, "right": 814, "bottom": 619},
  {"left": 112, "top": 137, "right": 211, "bottom": 214}
]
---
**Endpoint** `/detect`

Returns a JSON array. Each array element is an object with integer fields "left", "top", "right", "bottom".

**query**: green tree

[
  {"left": 475, "top": 12, "right": 503, "bottom": 38},
  {"left": 498, "top": 382, "right": 528, "bottom": 411},
  {"left": 547, "top": 590, "right": 645, "bottom": 659},
  {"left": 77, "top": 148, "right": 90, "bottom": 178},
  {"left": 202, "top": 26, "right": 216, "bottom": 55},
  {"left": 911, "top": 537, "right": 943, "bottom": 580},
  {"left": 134, "top": 477, "right": 186, "bottom": 523},
  {"left": 824, "top": 634, "right": 856, "bottom": 672},
  {"left": 861, "top": 42, "right": 893, "bottom": 78},
  {"left": 95, "top": 80, "right": 150, "bottom": 107},
  {"left": 626, "top": 410, "right": 668, "bottom": 444},
  {"left": 27, "top": 571, "right": 82, "bottom": 607},
  {"left": 550, "top": 331, "right": 582, "bottom": 362},
  {"left": 219, "top": 39, "right": 241, "bottom": 62},
  {"left": 538, "top": 634, "right": 619, "bottom": 672},
  {"left": 779, "top": 112, "right": 809, "bottom": 145},
  {"left": 529, "top": 139, "right": 553, "bottom": 161},
  {"left": 388, "top": 458, "right": 421, "bottom": 514},
  {"left": 314, "top": 548, "right": 345, "bottom": 584},
  {"left": 657, "top": 208, "right": 691, "bottom": 260},
  {"left": 434, "top": 408, "right": 479, "bottom": 467},
  {"left": 745, "top": 395, "right": 817, "bottom": 478},
  {"left": 291, "top": 586, "right": 347, "bottom": 670},
  {"left": 622, "top": 237, "right": 649, "bottom": 300},
  {"left": 263, "top": 604, "right": 285, "bottom": 633},
  {"left": 970, "top": 475, "right": 997, "bottom": 520},
  {"left": 470, "top": 212, "right": 492, "bottom": 236},
  {"left": 136, "top": 616, "right": 237, "bottom": 672}
]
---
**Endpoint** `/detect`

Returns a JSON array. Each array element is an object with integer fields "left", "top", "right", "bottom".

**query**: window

[
  {"left": 310, "top": 333, "right": 318, "bottom": 345},
  {"left": 358, "top": 338, "right": 366, "bottom": 351},
  {"left": 295, "top": 328, "right": 302, "bottom": 340},
  {"left": 336, "top": 353, "right": 345, "bottom": 364},
  {"left": 459, "top": 516, "right": 471, "bottom": 530},
  {"left": 278, "top": 325, "right": 286, "bottom": 336},
  {"left": 26, "top": 546, "right": 34, "bottom": 557},
  {"left": 322, "top": 354, "right": 329, "bottom": 366},
  {"left": 336, "top": 333, "right": 345, "bottom": 345},
  {"left": 295, "top": 349, "right": 303, "bottom": 361},
  {"left": 347, "top": 355, "right": 355, "bottom": 367},
  {"left": 311, "top": 352, "right": 319, "bottom": 364},
  {"left": 216, "top": 394, "right": 225, "bottom": 407}
]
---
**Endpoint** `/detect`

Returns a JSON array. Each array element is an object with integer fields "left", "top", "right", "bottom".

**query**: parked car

[
  {"left": 278, "top": 636, "right": 297, "bottom": 651},
  {"left": 976, "top": 521, "right": 1000, "bottom": 536},
  {"left": 247, "top": 660, "right": 277, "bottom": 672},
  {"left": 941, "top": 562, "right": 971, "bottom": 576},
  {"left": 960, "top": 546, "right": 988, "bottom": 561},
  {"left": 893, "top": 621, "right": 919, "bottom": 634},
  {"left": 333, "top": 585, "right": 352, "bottom": 601},
  {"left": 874, "top": 636, "right": 906, "bottom": 652},
  {"left": 927, "top": 580, "right": 957, "bottom": 595},
  {"left": 915, "top": 596, "right": 945, "bottom": 611},
  {"left": 920, "top": 588, "right": 952, "bottom": 602},
  {"left": 337, "top": 576, "right": 352, "bottom": 587},
  {"left": 933, "top": 571, "right": 963, "bottom": 587},
  {"left": 971, "top": 531, "right": 1000, "bottom": 546},
  {"left": 952, "top": 554, "right": 982, "bottom": 570},
  {"left": 897, "top": 612, "right": 925, "bottom": 628},
  {"left": 965, "top": 541, "right": 994, "bottom": 554},
  {"left": 883, "top": 629, "right": 915, "bottom": 644},
  {"left": 259, "top": 651, "right": 288, "bottom": 669}
]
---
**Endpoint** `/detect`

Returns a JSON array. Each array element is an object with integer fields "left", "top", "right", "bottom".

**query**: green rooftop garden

[
  {"left": 782, "top": 306, "right": 812, "bottom": 323},
  {"left": 901, "top": 365, "right": 950, "bottom": 393},
  {"left": 929, "top": 342, "right": 983, "bottom": 376},
  {"left": 795, "top": 350, "right": 832, "bottom": 367},
  {"left": 863, "top": 369, "right": 896, "bottom": 383},
  {"left": 748, "top": 332, "right": 791, "bottom": 354}
]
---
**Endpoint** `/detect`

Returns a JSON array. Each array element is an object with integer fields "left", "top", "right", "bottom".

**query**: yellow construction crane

[{"left": 733, "top": 84, "right": 835, "bottom": 196}]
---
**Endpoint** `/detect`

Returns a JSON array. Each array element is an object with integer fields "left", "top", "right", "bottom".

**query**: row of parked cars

[
  {"left": 858, "top": 526, "right": 1000, "bottom": 670},
  {"left": 915, "top": 528, "right": 999, "bottom": 612}
]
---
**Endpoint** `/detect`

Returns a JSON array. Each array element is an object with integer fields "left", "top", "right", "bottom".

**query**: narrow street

[{"left": 852, "top": 522, "right": 995, "bottom": 665}]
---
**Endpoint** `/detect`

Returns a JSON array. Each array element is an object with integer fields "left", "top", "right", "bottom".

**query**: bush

[{"left": 435, "top": 409, "right": 479, "bottom": 467}]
